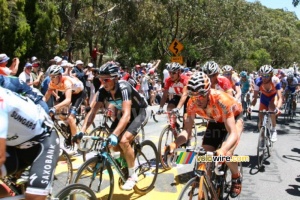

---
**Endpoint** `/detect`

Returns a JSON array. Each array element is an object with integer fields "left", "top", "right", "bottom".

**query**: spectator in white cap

[
  {"left": 31, "top": 56, "right": 38, "bottom": 63},
  {"left": 54, "top": 56, "right": 63, "bottom": 65},
  {"left": 0, "top": 53, "right": 20, "bottom": 76},
  {"left": 19, "top": 63, "right": 34, "bottom": 87},
  {"left": 72, "top": 60, "right": 86, "bottom": 87},
  {"left": 85, "top": 63, "right": 95, "bottom": 105}
]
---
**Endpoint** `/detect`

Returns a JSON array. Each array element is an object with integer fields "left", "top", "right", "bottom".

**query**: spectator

[
  {"left": 0, "top": 53, "right": 19, "bottom": 76},
  {"left": 31, "top": 62, "right": 44, "bottom": 89},
  {"left": 72, "top": 60, "right": 86, "bottom": 87},
  {"left": 19, "top": 63, "right": 34, "bottom": 87},
  {"left": 91, "top": 45, "right": 102, "bottom": 67}
]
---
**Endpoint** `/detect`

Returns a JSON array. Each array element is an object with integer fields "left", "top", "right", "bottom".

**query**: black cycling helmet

[{"left": 99, "top": 62, "right": 119, "bottom": 77}]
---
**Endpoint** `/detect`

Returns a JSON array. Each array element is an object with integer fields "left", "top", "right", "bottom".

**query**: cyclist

[
  {"left": 282, "top": 72, "right": 299, "bottom": 116},
  {"left": 168, "top": 72, "right": 243, "bottom": 198},
  {"left": 239, "top": 71, "right": 251, "bottom": 117},
  {"left": 222, "top": 65, "right": 242, "bottom": 102},
  {"left": 249, "top": 65, "right": 282, "bottom": 142},
  {"left": 0, "top": 86, "right": 59, "bottom": 200},
  {"left": 77, "top": 62, "right": 148, "bottom": 190},
  {"left": 157, "top": 62, "right": 189, "bottom": 114},
  {"left": 202, "top": 61, "right": 234, "bottom": 96},
  {"left": 0, "top": 75, "right": 48, "bottom": 113},
  {"left": 42, "top": 65, "right": 85, "bottom": 141}
]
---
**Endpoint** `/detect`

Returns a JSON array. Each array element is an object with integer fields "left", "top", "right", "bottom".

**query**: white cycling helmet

[
  {"left": 49, "top": 65, "right": 62, "bottom": 75},
  {"left": 222, "top": 65, "right": 233, "bottom": 72},
  {"left": 168, "top": 62, "right": 181, "bottom": 72},
  {"left": 203, "top": 61, "right": 219, "bottom": 76},
  {"left": 259, "top": 65, "right": 273, "bottom": 74}
]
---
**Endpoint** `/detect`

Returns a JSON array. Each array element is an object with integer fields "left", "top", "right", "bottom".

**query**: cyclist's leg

[
  {"left": 258, "top": 95, "right": 271, "bottom": 129},
  {"left": 119, "top": 108, "right": 147, "bottom": 190},
  {"left": 25, "top": 129, "right": 60, "bottom": 200},
  {"left": 268, "top": 96, "right": 278, "bottom": 141},
  {"left": 166, "top": 95, "right": 180, "bottom": 111},
  {"left": 69, "top": 91, "right": 86, "bottom": 138}
]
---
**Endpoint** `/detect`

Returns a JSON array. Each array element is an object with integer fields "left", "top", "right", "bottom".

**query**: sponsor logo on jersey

[{"left": 10, "top": 111, "right": 37, "bottom": 130}]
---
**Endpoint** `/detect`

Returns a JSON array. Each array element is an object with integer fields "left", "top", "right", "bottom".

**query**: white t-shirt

[
  {"left": 19, "top": 72, "right": 33, "bottom": 88},
  {"left": 163, "top": 69, "right": 170, "bottom": 83},
  {"left": 85, "top": 71, "right": 94, "bottom": 87},
  {"left": 141, "top": 76, "right": 149, "bottom": 91}
]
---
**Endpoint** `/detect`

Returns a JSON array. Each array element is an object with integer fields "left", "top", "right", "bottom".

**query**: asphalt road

[{"left": 61, "top": 102, "right": 300, "bottom": 200}]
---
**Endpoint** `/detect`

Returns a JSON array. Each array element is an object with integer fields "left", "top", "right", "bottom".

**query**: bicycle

[
  {"left": 73, "top": 136, "right": 159, "bottom": 200},
  {"left": 157, "top": 111, "right": 198, "bottom": 169},
  {"left": 241, "top": 93, "right": 251, "bottom": 120},
  {"left": 252, "top": 110, "right": 275, "bottom": 169},
  {"left": 80, "top": 108, "right": 146, "bottom": 161},
  {"left": 283, "top": 92, "right": 296, "bottom": 124},
  {"left": 0, "top": 182, "right": 96, "bottom": 200},
  {"left": 177, "top": 147, "right": 243, "bottom": 200}
]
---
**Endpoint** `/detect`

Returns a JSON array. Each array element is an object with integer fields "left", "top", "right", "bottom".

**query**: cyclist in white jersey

[{"left": 0, "top": 86, "right": 59, "bottom": 200}]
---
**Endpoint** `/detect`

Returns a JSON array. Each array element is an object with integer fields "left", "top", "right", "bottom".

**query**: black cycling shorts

[
  {"left": 4, "top": 129, "right": 60, "bottom": 196},
  {"left": 70, "top": 90, "right": 86, "bottom": 115},
  {"left": 168, "top": 95, "right": 190, "bottom": 114},
  {"left": 202, "top": 113, "right": 243, "bottom": 149},
  {"left": 110, "top": 108, "right": 147, "bottom": 136}
]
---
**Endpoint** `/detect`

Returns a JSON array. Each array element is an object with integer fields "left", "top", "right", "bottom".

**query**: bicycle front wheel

[
  {"left": 134, "top": 140, "right": 159, "bottom": 195},
  {"left": 53, "top": 149, "right": 73, "bottom": 196},
  {"left": 257, "top": 126, "right": 267, "bottom": 169},
  {"left": 158, "top": 125, "right": 177, "bottom": 170},
  {"left": 73, "top": 156, "right": 114, "bottom": 200},
  {"left": 178, "top": 176, "right": 209, "bottom": 200},
  {"left": 55, "top": 183, "right": 97, "bottom": 200}
]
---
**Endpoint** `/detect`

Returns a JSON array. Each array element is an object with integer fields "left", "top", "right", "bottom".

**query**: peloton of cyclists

[{"left": 281, "top": 71, "right": 299, "bottom": 116}]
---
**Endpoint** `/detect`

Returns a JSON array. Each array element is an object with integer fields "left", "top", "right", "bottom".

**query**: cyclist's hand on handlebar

[
  {"left": 171, "top": 108, "right": 180, "bottom": 116},
  {"left": 156, "top": 107, "right": 164, "bottom": 115},
  {"left": 108, "top": 133, "right": 118, "bottom": 146},
  {"left": 49, "top": 107, "right": 56, "bottom": 116},
  {"left": 247, "top": 106, "right": 253, "bottom": 113},
  {"left": 72, "top": 131, "right": 84, "bottom": 144}
]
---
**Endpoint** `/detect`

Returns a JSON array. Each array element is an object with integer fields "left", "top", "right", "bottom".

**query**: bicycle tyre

[
  {"left": 257, "top": 126, "right": 267, "bottom": 169},
  {"left": 133, "top": 140, "right": 159, "bottom": 195},
  {"left": 73, "top": 156, "right": 114, "bottom": 200},
  {"left": 157, "top": 125, "right": 177, "bottom": 169},
  {"left": 52, "top": 149, "right": 73, "bottom": 196},
  {"left": 152, "top": 110, "right": 158, "bottom": 122},
  {"left": 178, "top": 176, "right": 209, "bottom": 200},
  {"left": 266, "top": 128, "right": 273, "bottom": 157},
  {"left": 55, "top": 183, "right": 97, "bottom": 200}
]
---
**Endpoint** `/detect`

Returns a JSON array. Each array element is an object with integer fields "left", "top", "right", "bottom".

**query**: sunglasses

[
  {"left": 261, "top": 74, "right": 271, "bottom": 78},
  {"left": 50, "top": 75, "right": 59, "bottom": 79},
  {"left": 169, "top": 71, "right": 178, "bottom": 75},
  {"left": 99, "top": 77, "right": 115, "bottom": 83},
  {"left": 223, "top": 72, "right": 232, "bottom": 76},
  {"left": 189, "top": 91, "right": 207, "bottom": 100}
]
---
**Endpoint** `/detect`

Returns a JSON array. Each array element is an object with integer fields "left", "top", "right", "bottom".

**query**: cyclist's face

[
  {"left": 50, "top": 74, "right": 61, "bottom": 85},
  {"left": 190, "top": 92, "right": 209, "bottom": 108},
  {"left": 261, "top": 73, "right": 272, "bottom": 83},
  {"left": 208, "top": 73, "right": 218, "bottom": 84},
  {"left": 169, "top": 71, "right": 180, "bottom": 81},
  {"left": 99, "top": 75, "right": 116, "bottom": 91}
]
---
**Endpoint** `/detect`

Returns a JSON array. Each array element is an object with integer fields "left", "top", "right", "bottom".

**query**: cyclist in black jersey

[{"left": 77, "top": 62, "right": 148, "bottom": 190}]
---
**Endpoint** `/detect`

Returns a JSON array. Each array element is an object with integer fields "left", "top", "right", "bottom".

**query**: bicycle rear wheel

[
  {"left": 55, "top": 183, "right": 97, "bottom": 200},
  {"left": 133, "top": 140, "right": 159, "bottom": 195},
  {"left": 178, "top": 176, "right": 209, "bottom": 200},
  {"left": 157, "top": 125, "right": 177, "bottom": 169},
  {"left": 73, "top": 156, "right": 114, "bottom": 200},
  {"left": 53, "top": 149, "right": 73, "bottom": 196},
  {"left": 257, "top": 127, "right": 267, "bottom": 169}
]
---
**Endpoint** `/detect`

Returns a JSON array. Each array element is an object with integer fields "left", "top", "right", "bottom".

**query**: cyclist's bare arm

[
  {"left": 176, "top": 86, "right": 188, "bottom": 110},
  {"left": 225, "top": 88, "right": 235, "bottom": 97},
  {"left": 43, "top": 89, "right": 52, "bottom": 102},
  {"left": 222, "top": 116, "right": 239, "bottom": 154},
  {"left": 276, "top": 88, "right": 283, "bottom": 109},
  {"left": 53, "top": 89, "right": 72, "bottom": 110},
  {"left": 251, "top": 90, "right": 259, "bottom": 107},
  {"left": 234, "top": 85, "right": 242, "bottom": 100},
  {"left": 181, "top": 114, "right": 195, "bottom": 137},
  {"left": 112, "top": 100, "right": 132, "bottom": 136},
  {"left": 159, "top": 89, "right": 169, "bottom": 108},
  {"left": 0, "top": 139, "right": 6, "bottom": 172}
]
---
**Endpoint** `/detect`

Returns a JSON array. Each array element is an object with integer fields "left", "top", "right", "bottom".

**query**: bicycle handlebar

[{"left": 252, "top": 110, "right": 277, "bottom": 114}]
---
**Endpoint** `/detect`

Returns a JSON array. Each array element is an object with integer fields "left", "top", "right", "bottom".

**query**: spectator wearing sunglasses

[
  {"left": 19, "top": 63, "right": 34, "bottom": 88},
  {"left": 249, "top": 65, "right": 282, "bottom": 142}
]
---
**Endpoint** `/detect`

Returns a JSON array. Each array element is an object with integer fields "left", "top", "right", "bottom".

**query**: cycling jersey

[
  {"left": 164, "top": 74, "right": 189, "bottom": 96},
  {"left": 227, "top": 73, "right": 241, "bottom": 87},
  {"left": 186, "top": 89, "right": 242, "bottom": 123},
  {"left": 254, "top": 76, "right": 281, "bottom": 97},
  {"left": 121, "top": 72, "right": 138, "bottom": 89},
  {"left": 240, "top": 76, "right": 250, "bottom": 94},
  {"left": 0, "top": 87, "right": 53, "bottom": 148},
  {"left": 0, "top": 67, "right": 11, "bottom": 76},
  {"left": 48, "top": 76, "right": 84, "bottom": 94},
  {"left": 214, "top": 76, "right": 233, "bottom": 92},
  {"left": 97, "top": 80, "right": 148, "bottom": 110},
  {"left": 282, "top": 77, "right": 299, "bottom": 93}
]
